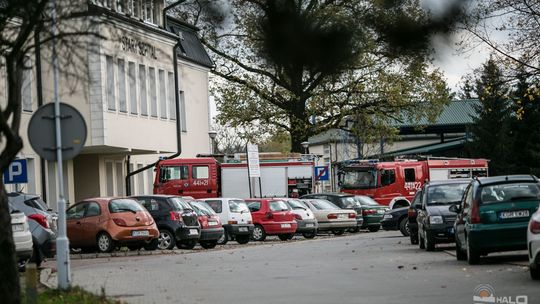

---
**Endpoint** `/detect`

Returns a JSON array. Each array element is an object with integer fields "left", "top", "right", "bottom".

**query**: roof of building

[
  {"left": 394, "top": 99, "right": 479, "bottom": 128},
  {"left": 167, "top": 16, "right": 214, "bottom": 68},
  {"left": 308, "top": 99, "right": 480, "bottom": 145},
  {"left": 373, "top": 136, "right": 469, "bottom": 159}
]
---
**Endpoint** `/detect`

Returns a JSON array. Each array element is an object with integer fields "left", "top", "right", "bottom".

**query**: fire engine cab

[{"left": 337, "top": 158, "right": 489, "bottom": 209}]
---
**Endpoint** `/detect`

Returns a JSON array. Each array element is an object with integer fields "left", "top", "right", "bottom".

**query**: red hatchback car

[{"left": 245, "top": 198, "right": 297, "bottom": 241}]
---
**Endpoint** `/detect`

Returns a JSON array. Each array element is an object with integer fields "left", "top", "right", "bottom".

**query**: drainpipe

[
  {"left": 34, "top": 24, "right": 48, "bottom": 203},
  {"left": 125, "top": 1, "right": 186, "bottom": 195}
]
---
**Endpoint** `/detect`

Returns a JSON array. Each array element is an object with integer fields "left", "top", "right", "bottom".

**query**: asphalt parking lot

[{"left": 41, "top": 231, "right": 539, "bottom": 304}]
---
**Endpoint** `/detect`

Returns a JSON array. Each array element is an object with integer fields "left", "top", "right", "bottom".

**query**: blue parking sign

[
  {"left": 3, "top": 159, "right": 28, "bottom": 184},
  {"left": 314, "top": 166, "right": 329, "bottom": 181}
]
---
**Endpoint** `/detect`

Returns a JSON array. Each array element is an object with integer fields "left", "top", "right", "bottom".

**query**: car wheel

[
  {"left": 200, "top": 241, "right": 218, "bottom": 249},
  {"left": 252, "top": 225, "right": 266, "bottom": 241},
  {"left": 424, "top": 230, "right": 435, "bottom": 251},
  {"left": 235, "top": 234, "right": 250, "bottom": 244},
  {"left": 332, "top": 229, "right": 345, "bottom": 236},
  {"left": 455, "top": 238, "right": 467, "bottom": 261},
  {"left": 177, "top": 239, "right": 197, "bottom": 250},
  {"left": 349, "top": 226, "right": 360, "bottom": 233},
  {"left": 278, "top": 233, "right": 294, "bottom": 241},
  {"left": 466, "top": 236, "right": 480, "bottom": 265},
  {"left": 302, "top": 231, "right": 317, "bottom": 239},
  {"left": 368, "top": 226, "right": 380, "bottom": 233},
  {"left": 398, "top": 217, "right": 410, "bottom": 236},
  {"left": 418, "top": 230, "right": 425, "bottom": 249},
  {"left": 157, "top": 229, "right": 176, "bottom": 250},
  {"left": 96, "top": 232, "right": 115, "bottom": 253},
  {"left": 530, "top": 264, "right": 540, "bottom": 280},
  {"left": 217, "top": 230, "right": 229, "bottom": 245}
]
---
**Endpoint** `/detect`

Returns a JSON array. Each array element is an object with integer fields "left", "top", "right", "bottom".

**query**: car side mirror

[{"left": 449, "top": 204, "right": 460, "bottom": 213}]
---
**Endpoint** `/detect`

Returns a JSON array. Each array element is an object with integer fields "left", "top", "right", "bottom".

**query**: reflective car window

[
  {"left": 286, "top": 199, "right": 306, "bottom": 209},
  {"left": 354, "top": 196, "right": 379, "bottom": 206},
  {"left": 480, "top": 182, "right": 540, "bottom": 204},
  {"left": 246, "top": 201, "right": 261, "bottom": 212},
  {"left": 85, "top": 202, "right": 101, "bottom": 217},
  {"left": 205, "top": 200, "right": 223, "bottom": 213},
  {"left": 311, "top": 199, "right": 340, "bottom": 210},
  {"left": 269, "top": 200, "right": 290, "bottom": 211},
  {"left": 229, "top": 200, "right": 249, "bottom": 213},
  {"left": 67, "top": 203, "right": 86, "bottom": 219},
  {"left": 189, "top": 201, "right": 217, "bottom": 216},
  {"left": 109, "top": 199, "right": 145, "bottom": 213},
  {"left": 426, "top": 183, "right": 469, "bottom": 205},
  {"left": 24, "top": 197, "right": 48, "bottom": 211},
  {"left": 169, "top": 197, "right": 192, "bottom": 211},
  {"left": 340, "top": 197, "right": 361, "bottom": 208}
]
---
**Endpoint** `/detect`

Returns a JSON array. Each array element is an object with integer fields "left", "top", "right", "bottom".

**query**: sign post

[{"left": 246, "top": 143, "right": 262, "bottom": 197}]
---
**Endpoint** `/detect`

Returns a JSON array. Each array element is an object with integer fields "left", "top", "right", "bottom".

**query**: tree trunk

[
  {"left": 289, "top": 107, "right": 310, "bottom": 153},
  {"left": 0, "top": 186, "right": 21, "bottom": 304}
]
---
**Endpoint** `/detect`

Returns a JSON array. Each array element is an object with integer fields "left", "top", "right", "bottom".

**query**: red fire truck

[
  {"left": 336, "top": 158, "right": 489, "bottom": 209},
  {"left": 153, "top": 158, "right": 315, "bottom": 199}
]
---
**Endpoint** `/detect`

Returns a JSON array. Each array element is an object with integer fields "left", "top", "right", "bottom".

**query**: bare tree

[{"left": 0, "top": 1, "right": 101, "bottom": 302}]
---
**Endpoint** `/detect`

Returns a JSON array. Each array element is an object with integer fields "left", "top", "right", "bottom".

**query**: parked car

[
  {"left": 417, "top": 180, "right": 470, "bottom": 251},
  {"left": 528, "top": 208, "right": 540, "bottom": 280},
  {"left": 66, "top": 198, "right": 159, "bottom": 253},
  {"left": 301, "top": 193, "right": 364, "bottom": 232},
  {"left": 9, "top": 203, "right": 33, "bottom": 271},
  {"left": 186, "top": 199, "right": 225, "bottom": 249},
  {"left": 407, "top": 190, "right": 423, "bottom": 244},
  {"left": 245, "top": 198, "right": 297, "bottom": 241},
  {"left": 131, "top": 195, "right": 200, "bottom": 250},
  {"left": 281, "top": 198, "right": 318, "bottom": 239},
  {"left": 354, "top": 195, "right": 388, "bottom": 232},
  {"left": 299, "top": 199, "right": 357, "bottom": 235},
  {"left": 380, "top": 207, "right": 409, "bottom": 236},
  {"left": 8, "top": 192, "right": 56, "bottom": 267},
  {"left": 202, "top": 198, "right": 254, "bottom": 245},
  {"left": 451, "top": 175, "right": 540, "bottom": 264}
]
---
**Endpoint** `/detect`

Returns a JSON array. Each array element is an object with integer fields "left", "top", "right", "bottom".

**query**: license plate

[
  {"left": 306, "top": 223, "right": 314, "bottom": 228},
  {"left": 208, "top": 221, "right": 219, "bottom": 226},
  {"left": 281, "top": 223, "right": 291, "bottom": 228},
  {"left": 132, "top": 230, "right": 149, "bottom": 237},
  {"left": 189, "top": 229, "right": 198, "bottom": 235},
  {"left": 338, "top": 214, "right": 347, "bottom": 219},
  {"left": 239, "top": 227, "right": 248, "bottom": 232},
  {"left": 12, "top": 224, "right": 24, "bottom": 232},
  {"left": 500, "top": 210, "right": 530, "bottom": 219}
]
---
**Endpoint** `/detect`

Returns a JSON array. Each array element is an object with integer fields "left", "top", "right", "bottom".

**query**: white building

[{"left": 0, "top": 0, "right": 214, "bottom": 209}]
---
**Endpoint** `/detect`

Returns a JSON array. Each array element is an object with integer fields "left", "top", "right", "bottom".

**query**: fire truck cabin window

[
  {"left": 161, "top": 166, "right": 189, "bottom": 181},
  {"left": 381, "top": 169, "right": 396, "bottom": 186},
  {"left": 404, "top": 168, "right": 415, "bottom": 182}
]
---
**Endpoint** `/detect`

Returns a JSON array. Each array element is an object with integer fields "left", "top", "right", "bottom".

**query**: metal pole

[
  {"left": 246, "top": 145, "right": 252, "bottom": 197},
  {"left": 51, "top": 0, "right": 70, "bottom": 289}
]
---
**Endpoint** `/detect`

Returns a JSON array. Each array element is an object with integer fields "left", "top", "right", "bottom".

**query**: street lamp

[
  {"left": 301, "top": 141, "right": 309, "bottom": 154},
  {"left": 208, "top": 130, "right": 217, "bottom": 154}
]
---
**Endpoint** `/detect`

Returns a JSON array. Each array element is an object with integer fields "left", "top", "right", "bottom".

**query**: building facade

[{"left": 1, "top": 0, "right": 214, "bottom": 209}]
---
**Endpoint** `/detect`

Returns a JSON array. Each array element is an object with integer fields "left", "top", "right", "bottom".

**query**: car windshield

[
  {"left": 189, "top": 201, "right": 217, "bottom": 216},
  {"left": 340, "top": 197, "right": 361, "bottom": 208},
  {"left": 355, "top": 196, "right": 380, "bottom": 206},
  {"left": 269, "top": 200, "right": 290, "bottom": 211},
  {"left": 286, "top": 199, "right": 306, "bottom": 210},
  {"left": 426, "top": 183, "right": 469, "bottom": 205},
  {"left": 480, "top": 182, "right": 540, "bottom": 204},
  {"left": 340, "top": 168, "right": 377, "bottom": 189},
  {"left": 24, "top": 197, "right": 49, "bottom": 211},
  {"left": 169, "top": 197, "right": 192, "bottom": 211},
  {"left": 229, "top": 200, "right": 249, "bottom": 213},
  {"left": 311, "top": 199, "right": 340, "bottom": 210},
  {"left": 109, "top": 199, "right": 145, "bottom": 213}
]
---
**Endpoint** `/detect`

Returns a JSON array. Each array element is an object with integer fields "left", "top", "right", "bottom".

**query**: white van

[{"left": 202, "top": 198, "right": 254, "bottom": 245}]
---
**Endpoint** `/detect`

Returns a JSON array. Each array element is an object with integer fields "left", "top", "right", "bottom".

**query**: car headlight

[
  {"left": 429, "top": 216, "right": 443, "bottom": 225},
  {"left": 383, "top": 214, "right": 393, "bottom": 219}
]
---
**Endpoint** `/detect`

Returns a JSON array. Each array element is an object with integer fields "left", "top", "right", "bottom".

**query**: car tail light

[
  {"left": 362, "top": 209, "right": 376, "bottom": 216},
  {"left": 228, "top": 220, "right": 238, "bottom": 224},
  {"left": 348, "top": 213, "right": 356, "bottom": 219},
  {"left": 470, "top": 202, "right": 481, "bottom": 224},
  {"left": 531, "top": 220, "right": 540, "bottom": 234},
  {"left": 265, "top": 212, "right": 273, "bottom": 219},
  {"left": 247, "top": 220, "right": 252, "bottom": 224},
  {"left": 169, "top": 211, "right": 183, "bottom": 221},
  {"left": 28, "top": 214, "right": 49, "bottom": 229},
  {"left": 327, "top": 213, "right": 338, "bottom": 219},
  {"left": 294, "top": 214, "right": 303, "bottom": 220},
  {"left": 113, "top": 218, "right": 127, "bottom": 226}
]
